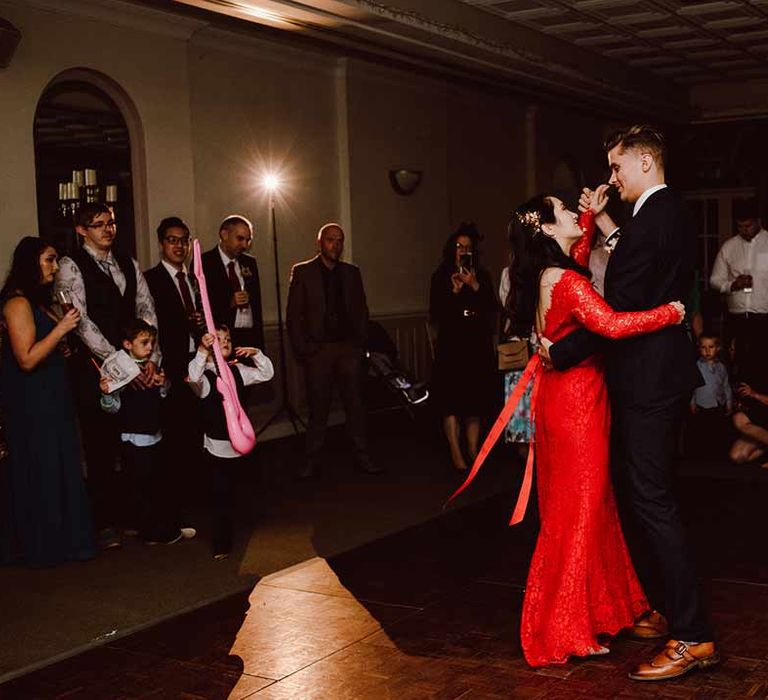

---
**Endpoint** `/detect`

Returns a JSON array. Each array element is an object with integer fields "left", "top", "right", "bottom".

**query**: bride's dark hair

[{"left": 510, "top": 194, "right": 591, "bottom": 336}]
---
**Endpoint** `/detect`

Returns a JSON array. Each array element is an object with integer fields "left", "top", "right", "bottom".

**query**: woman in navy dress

[{"left": 1, "top": 237, "right": 95, "bottom": 567}]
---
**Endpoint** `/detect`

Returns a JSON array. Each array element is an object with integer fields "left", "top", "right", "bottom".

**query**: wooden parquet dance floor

[{"left": 3, "top": 463, "right": 768, "bottom": 699}]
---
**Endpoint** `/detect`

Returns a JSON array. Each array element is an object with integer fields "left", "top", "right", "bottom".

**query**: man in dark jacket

[
  {"left": 200, "top": 215, "right": 264, "bottom": 351},
  {"left": 286, "top": 223, "right": 380, "bottom": 477},
  {"left": 144, "top": 217, "right": 203, "bottom": 515},
  {"left": 542, "top": 126, "right": 717, "bottom": 682}
]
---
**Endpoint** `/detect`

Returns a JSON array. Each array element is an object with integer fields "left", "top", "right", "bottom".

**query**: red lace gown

[{"left": 520, "top": 223, "right": 680, "bottom": 667}]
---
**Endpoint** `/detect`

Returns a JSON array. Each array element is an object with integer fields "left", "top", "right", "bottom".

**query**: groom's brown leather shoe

[
  {"left": 628, "top": 640, "right": 720, "bottom": 681},
  {"left": 629, "top": 610, "right": 668, "bottom": 639}
]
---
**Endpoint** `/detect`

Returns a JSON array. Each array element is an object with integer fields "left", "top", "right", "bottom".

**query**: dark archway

[{"left": 34, "top": 76, "right": 138, "bottom": 258}]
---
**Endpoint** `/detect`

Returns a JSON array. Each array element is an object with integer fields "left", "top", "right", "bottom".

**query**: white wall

[
  {"left": 0, "top": 0, "right": 618, "bottom": 320},
  {"left": 0, "top": 0, "right": 197, "bottom": 276},
  {"left": 186, "top": 27, "right": 342, "bottom": 324}
]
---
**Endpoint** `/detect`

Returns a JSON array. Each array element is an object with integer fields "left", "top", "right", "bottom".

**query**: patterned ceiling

[{"left": 457, "top": 0, "right": 768, "bottom": 84}]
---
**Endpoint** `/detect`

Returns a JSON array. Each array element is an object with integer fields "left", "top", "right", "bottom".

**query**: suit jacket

[
  {"left": 286, "top": 256, "right": 369, "bottom": 361},
  {"left": 200, "top": 247, "right": 265, "bottom": 349},
  {"left": 550, "top": 187, "right": 702, "bottom": 404},
  {"left": 144, "top": 263, "right": 200, "bottom": 383}
]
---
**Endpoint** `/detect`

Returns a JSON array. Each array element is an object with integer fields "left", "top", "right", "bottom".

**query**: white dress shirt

[
  {"left": 217, "top": 245, "right": 254, "bottom": 330},
  {"left": 187, "top": 349, "right": 274, "bottom": 458},
  {"left": 633, "top": 184, "right": 668, "bottom": 217},
  {"left": 55, "top": 243, "right": 161, "bottom": 364},
  {"left": 710, "top": 229, "right": 768, "bottom": 314},
  {"left": 161, "top": 259, "right": 196, "bottom": 352}
]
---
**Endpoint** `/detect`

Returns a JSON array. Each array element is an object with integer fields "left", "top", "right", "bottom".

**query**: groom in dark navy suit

[{"left": 541, "top": 126, "right": 717, "bottom": 681}]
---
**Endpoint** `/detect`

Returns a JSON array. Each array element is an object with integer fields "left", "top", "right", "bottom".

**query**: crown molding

[{"left": 6, "top": 0, "right": 206, "bottom": 40}]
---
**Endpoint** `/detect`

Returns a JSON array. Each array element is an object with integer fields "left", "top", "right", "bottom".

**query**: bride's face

[{"left": 543, "top": 197, "right": 581, "bottom": 244}]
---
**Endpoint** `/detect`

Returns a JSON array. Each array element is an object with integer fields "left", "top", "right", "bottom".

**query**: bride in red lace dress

[{"left": 510, "top": 194, "right": 684, "bottom": 667}]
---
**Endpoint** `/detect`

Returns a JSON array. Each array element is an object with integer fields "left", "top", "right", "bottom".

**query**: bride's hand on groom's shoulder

[{"left": 670, "top": 301, "right": 685, "bottom": 323}]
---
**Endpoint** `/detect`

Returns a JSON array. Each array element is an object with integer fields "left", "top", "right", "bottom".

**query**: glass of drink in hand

[
  {"left": 743, "top": 269, "right": 753, "bottom": 294},
  {"left": 56, "top": 290, "right": 75, "bottom": 314}
]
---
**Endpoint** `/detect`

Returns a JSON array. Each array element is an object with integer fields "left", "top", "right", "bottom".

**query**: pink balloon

[{"left": 192, "top": 240, "right": 256, "bottom": 455}]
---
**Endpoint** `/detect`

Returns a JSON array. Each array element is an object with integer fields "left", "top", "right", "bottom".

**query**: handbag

[{"left": 498, "top": 338, "right": 529, "bottom": 371}]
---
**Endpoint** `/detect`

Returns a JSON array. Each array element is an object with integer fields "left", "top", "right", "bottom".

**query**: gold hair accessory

[{"left": 517, "top": 210, "right": 541, "bottom": 235}]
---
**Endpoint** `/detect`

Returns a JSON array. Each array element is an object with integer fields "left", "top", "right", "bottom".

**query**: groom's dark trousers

[{"left": 550, "top": 187, "right": 712, "bottom": 642}]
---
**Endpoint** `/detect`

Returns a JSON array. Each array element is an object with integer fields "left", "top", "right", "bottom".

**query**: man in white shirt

[
  {"left": 710, "top": 201, "right": 768, "bottom": 385},
  {"left": 55, "top": 203, "right": 161, "bottom": 550},
  {"left": 145, "top": 217, "right": 205, "bottom": 518},
  {"left": 201, "top": 216, "right": 265, "bottom": 351}
]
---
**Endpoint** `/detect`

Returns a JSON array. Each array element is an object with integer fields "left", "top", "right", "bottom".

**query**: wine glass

[{"left": 55, "top": 290, "right": 74, "bottom": 314}]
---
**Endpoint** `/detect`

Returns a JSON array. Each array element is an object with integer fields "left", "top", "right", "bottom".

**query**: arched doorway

[{"left": 33, "top": 72, "right": 145, "bottom": 259}]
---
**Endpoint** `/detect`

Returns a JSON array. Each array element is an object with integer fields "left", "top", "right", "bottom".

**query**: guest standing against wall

[
  {"left": 55, "top": 203, "right": 160, "bottom": 550},
  {"left": 1, "top": 237, "right": 95, "bottom": 567},
  {"left": 429, "top": 223, "right": 498, "bottom": 471},
  {"left": 201, "top": 215, "right": 265, "bottom": 351},
  {"left": 286, "top": 223, "right": 380, "bottom": 478}
]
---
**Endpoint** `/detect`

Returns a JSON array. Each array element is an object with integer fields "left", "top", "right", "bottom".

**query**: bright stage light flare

[{"left": 263, "top": 174, "right": 281, "bottom": 192}]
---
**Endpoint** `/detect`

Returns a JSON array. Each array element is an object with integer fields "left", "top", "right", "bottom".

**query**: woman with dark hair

[
  {"left": 453, "top": 194, "right": 684, "bottom": 666},
  {"left": 1, "top": 237, "right": 95, "bottom": 567},
  {"left": 429, "top": 223, "right": 498, "bottom": 471}
]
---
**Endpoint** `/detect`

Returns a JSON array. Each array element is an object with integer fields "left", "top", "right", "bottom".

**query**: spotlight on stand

[
  {"left": 263, "top": 173, "right": 280, "bottom": 195},
  {"left": 257, "top": 172, "right": 305, "bottom": 437}
]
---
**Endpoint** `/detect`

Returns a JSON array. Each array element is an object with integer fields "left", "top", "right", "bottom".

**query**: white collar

[
  {"left": 83, "top": 242, "right": 114, "bottom": 263},
  {"left": 632, "top": 184, "right": 667, "bottom": 217},
  {"left": 737, "top": 229, "right": 768, "bottom": 245},
  {"left": 217, "top": 244, "right": 237, "bottom": 267},
  {"left": 161, "top": 259, "right": 189, "bottom": 277}
]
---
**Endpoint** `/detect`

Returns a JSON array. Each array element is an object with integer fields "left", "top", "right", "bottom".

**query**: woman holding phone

[
  {"left": 429, "top": 223, "right": 499, "bottom": 471},
  {"left": 0, "top": 237, "right": 95, "bottom": 567}
]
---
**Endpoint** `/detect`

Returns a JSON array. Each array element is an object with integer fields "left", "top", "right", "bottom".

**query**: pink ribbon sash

[{"left": 446, "top": 354, "right": 541, "bottom": 525}]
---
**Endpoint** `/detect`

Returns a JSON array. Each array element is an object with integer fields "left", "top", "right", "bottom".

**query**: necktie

[
  {"left": 227, "top": 260, "right": 242, "bottom": 293},
  {"left": 176, "top": 270, "right": 195, "bottom": 315},
  {"left": 100, "top": 260, "right": 114, "bottom": 280}
]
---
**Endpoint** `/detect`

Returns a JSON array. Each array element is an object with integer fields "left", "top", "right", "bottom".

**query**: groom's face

[{"left": 607, "top": 146, "right": 644, "bottom": 203}]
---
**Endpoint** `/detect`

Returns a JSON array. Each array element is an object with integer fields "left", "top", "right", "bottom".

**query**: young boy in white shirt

[{"left": 187, "top": 325, "right": 273, "bottom": 559}]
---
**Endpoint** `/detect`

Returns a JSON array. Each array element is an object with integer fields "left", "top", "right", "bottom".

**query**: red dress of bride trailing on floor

[{"left": 449, "top": 211, "right": 682, "bottom": 666}]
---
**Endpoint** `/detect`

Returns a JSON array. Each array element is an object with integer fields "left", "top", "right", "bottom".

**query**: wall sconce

[{"left": 388, "top": 169, "right": 422, "bottom": 196}]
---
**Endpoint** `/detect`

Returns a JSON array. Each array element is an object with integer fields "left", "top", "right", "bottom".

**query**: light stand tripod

[{"left": 257, "top": 187, "right": 305, "bottom": 436}]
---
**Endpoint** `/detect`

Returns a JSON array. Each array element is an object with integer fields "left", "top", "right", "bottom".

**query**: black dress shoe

[
  {"left": 298, "top": 459, "right": 318, "bottom": 479},
  {"left": 356, "top": 454, "right": 384, "bottom": 474}
]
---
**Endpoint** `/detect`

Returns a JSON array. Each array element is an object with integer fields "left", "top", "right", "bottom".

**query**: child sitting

[
  {"left": 688, "top": 333, "right": 733, "bottom": 458},
  {"left": 187, "top": 325, "right": 274, "bottom": 559},
  {"left": 99, "top": 320, "right": 194, "bottom": 545}
]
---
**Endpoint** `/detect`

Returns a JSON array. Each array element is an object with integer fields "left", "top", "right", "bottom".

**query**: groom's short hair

[{"left": 604, "top": 125, "right": 666, "bottom": 169}]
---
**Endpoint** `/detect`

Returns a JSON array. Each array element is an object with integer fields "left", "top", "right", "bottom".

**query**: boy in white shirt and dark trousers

[
  {"left": 188, "top": 324, "right": 274, "bottom": 559},
  {"left": 99, "top": 320, "right": 194, "bottom": 545},
  {"left": 688, "top": 333, "right": 733, "bottom": 458}
]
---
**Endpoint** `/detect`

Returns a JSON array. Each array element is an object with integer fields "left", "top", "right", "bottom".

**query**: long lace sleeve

[
  {"left": 569, "top": 210, "right": 596, "bottom": 267},
  {"left": 562, "top": 271, "right": 679, "bottom": 339}
]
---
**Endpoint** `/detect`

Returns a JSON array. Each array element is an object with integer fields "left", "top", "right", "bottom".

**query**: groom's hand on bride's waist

[{"left": 538, "top": 337, "right": 553, "bottom": 369}]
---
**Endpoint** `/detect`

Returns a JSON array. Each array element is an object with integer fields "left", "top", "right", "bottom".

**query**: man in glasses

[
  {"left": 145, "top": 217, "right": 204, "bottom": 524},
  {"left": 55, "top": 202, "right": 161, "bottom": 550}
]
